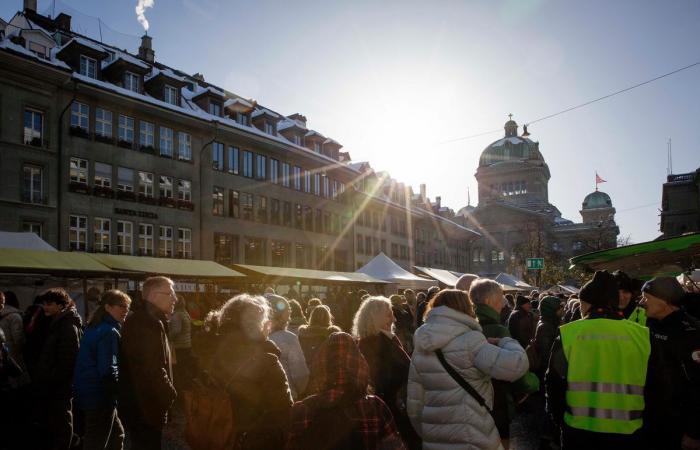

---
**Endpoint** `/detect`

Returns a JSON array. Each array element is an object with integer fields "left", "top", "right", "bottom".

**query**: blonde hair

[
  {"left": 352, "top": 296, "right": 393, "bottom": 339},
  {"left": 206, "top": 294, "right": 270, "bottom": 340},
  {"left": 308, "top": 304, "right": 333, "bottom": 328}
]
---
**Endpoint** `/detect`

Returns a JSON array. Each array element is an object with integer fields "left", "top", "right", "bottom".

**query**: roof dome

[
  {"left": 479, "top": 117, "right": 543, "bottom": 167},
  {"left": 582, "top": 190, "right": 613, "bottom": 209}
]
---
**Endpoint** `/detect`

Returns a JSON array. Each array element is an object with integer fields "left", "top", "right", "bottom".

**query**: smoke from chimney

[{"left": 135, "top": 0, "right": 154, "bottom": 31}]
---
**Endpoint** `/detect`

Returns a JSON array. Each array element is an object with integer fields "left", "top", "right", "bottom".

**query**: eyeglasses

[{"left": 153, "top": 291, "right": 176, "bottom": 298}]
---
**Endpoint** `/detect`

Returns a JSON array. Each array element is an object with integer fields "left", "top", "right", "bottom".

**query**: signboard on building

[{"left": 526, "top": 258, "right": 544, "bottom": 270}]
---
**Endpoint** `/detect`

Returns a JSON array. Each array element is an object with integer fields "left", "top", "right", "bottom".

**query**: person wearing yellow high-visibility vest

[
  {"left": 613, "top": 270, "right": 647, "bottom": 326},
  {"left": 545, "top": 270, "right": 651, "bottom": 450}
]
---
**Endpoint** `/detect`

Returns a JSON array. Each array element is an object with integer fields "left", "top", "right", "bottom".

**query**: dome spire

[{"left": 504, "top": 114, "right": 518, "bottom": 137}]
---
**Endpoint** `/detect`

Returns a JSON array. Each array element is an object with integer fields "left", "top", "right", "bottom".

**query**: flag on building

[{"left": 595, "top": 172, "right": 607, "bottom": 190}]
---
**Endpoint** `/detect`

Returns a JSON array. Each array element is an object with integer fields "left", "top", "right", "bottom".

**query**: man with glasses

[{"left": 119, "top": 276, "right": 177, "bottom": 450}]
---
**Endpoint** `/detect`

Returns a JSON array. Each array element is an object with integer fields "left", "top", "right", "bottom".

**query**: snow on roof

[
  {"left": 103, "top": 51, "right": 150, "bottom": 71},
  {"left": 224, "top": 97, "right": 253, "bottom": 109},
  {"left": 305, "top": 130, "right": 325, "bottom": 139},
  {"left": 145, "top": 66, "right": 188, "bottom": 82},
  {"left": 324, "top": 138, "right": 341, "bottom": 146},
  {"left": 0, "top": 37, "right": 70, "bottom": 70},
  {"left": 251, "top": 107, "right": 281, "bottom": 119},
  {"left": 60, "top": 36, "right": 109, "bottom": 56}
]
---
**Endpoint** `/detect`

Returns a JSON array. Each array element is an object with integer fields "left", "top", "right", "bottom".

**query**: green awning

[
  {"left": 232, "top": 264, "right": 389, "bottom": 285},
  {"left": 0, "top": 249, "right": 115, "bottom": 276},
  {"left": 89, "top": 254, "right": 245, "bottom": 279},
  {"left": 569, "top": 233, "right": 700, "bottom": 279}
]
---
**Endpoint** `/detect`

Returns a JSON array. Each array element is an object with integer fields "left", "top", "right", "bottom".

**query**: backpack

[
  {"left": 183, "top": 372, "right": 236, "bottom": 450},
  {"left": 525, "top": 326, "right": 542, "bottom": 372}
]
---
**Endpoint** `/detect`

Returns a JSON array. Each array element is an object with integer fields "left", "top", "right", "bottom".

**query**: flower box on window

[
  {"left": 95, "top": 134, "right": 114, "bottom": 145},
  {"left": 159, "top": 197, "right": 177, "bottom": 208},
  {"left": 117, "top": 140, "right": 134, "bottom": 150},
  {"left": 137, "top": 194, "right": 157, "bottom": 205},
  {"left": 69, "top": 126, "right": 90, "bottom": 139},
  {"left": 116, "top": 190, "right": 136, "bottom": 201},
  {"left": 139, "top": 145, "right": 155, "bottom": 154},
  {"left": 93, "top": 185, "right": 114, "bottom": 198},
  {"left": 68, "top": 181, "right": 90, "bottom": 194},
  {"left": 177, "top": 200, "right": 195, "bottom": 211}
]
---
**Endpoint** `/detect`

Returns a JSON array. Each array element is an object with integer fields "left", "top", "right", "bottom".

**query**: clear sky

[{"left": 5, "top": 0, "right": 699, "bottom": 243}]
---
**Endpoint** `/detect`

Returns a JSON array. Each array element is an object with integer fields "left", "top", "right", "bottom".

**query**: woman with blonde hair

[
  {"left": 206, "top": 294, "right": 293, "bottom": 449},
  {"left": 353, "top": 296, "right": 419, "bottom": 449},
  {"left": 407, "top": 289, "right": 528, "bottom": 450},
  {"left": 298, "top": 305, "right": 340, "bottom": 366}
]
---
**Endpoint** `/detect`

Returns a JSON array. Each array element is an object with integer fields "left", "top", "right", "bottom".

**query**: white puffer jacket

[{"left": 407, "top": 306, "right": 529, "bottom": 450}]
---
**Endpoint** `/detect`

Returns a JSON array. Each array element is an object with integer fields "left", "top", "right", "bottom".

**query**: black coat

[
  {"left": 532, "top": 317, "right": 559, "bottom": 385},
  {"left": 33, "top": 307, "right": 82, "bottom": 398},
  {"left": 119, "top": 303, "right": 176, "bottom": 428},
  {"left": 507, "top": 307, "right": 535, "bottom": 349},
  {"left": 644, "top": 310, "right": 700, "bottom": 449}
]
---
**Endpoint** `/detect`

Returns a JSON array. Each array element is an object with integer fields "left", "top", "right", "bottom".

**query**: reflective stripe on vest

[
  {"left": 627, "top": 306, "right": 647, "bottom": 327},
  {"left": 560, "top": 318, "right": 650, "bottom": 435}
]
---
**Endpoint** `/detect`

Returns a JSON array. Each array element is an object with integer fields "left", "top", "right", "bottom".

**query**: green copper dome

[
  {"left": 479, "top": 118, "right": 544, "bottom": 167},
  {"left": 582, "top": 190, "right": 612, "bottom": 209}
]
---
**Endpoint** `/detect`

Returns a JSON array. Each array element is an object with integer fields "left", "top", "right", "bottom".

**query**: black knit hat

[
  {"left": 642, "top": 277, "right": 686, "bottom": 306},
  {"left": 516, "top": 295, "right": 530, "bottom": 307},
  {"left": 580, "top": 270, "right": 618, "bottom": 308},
  {"left": 612, "top": 270, "right": 634, "bottom": 292}
]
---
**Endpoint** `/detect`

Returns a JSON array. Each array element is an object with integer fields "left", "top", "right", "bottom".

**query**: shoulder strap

[{"left": 435, "top": 349, "right": 492, "bottom": 414}]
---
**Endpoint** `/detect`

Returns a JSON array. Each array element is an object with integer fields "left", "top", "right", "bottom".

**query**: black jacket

[
  {"left": 532, "top": 316, "right": 559, "bottom": 385},
  {"left": 119, "top": 302, "right": 176, "bottom": 428},
  {"left": 545, "top": 309, "right": 645, "bottom": 449},
  {"left": 644, "top": 310, "right": 700, "bottom": 449},
  {"left": 33, "top": 307, "right": 83, "bottom": 398},
  {"left": 507, "top": 307, "right": 535, "bottom": 349}
]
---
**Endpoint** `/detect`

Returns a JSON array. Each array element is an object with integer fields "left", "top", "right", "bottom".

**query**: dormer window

[
  {"left": 79, "top": 55, "right": 97, "bottom": 79},
  {"left": 313, "top": 142, "right": 321, "bottom": 153},
  {"left": 164, "top": 85, "right": 178, "bottom": 105},
  {"left": 235, "top": 113, "right": 249, "bottom": 126},
  {"left": 292, "top": 135, "right": 301, "bottom": 145},
  {"left": 209, "top": 102, "right": 222, "bottom": 116},
  {"left": 124, "top": 72, "right": 139, "bottom": 93},
  {"left": 28, "top": 42, "right": 48, "bottom": 59},
  {"left": 264, "top": 122, "right": 275, "bottom": 135}
]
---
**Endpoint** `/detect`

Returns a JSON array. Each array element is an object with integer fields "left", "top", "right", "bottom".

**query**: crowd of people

[{"left": 0, "top": 269, "right": 698, "bottom": 450}]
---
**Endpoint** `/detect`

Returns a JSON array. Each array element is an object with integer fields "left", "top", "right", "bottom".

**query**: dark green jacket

[{"left": 475, "top": 303, "right": 539, "bottom": 437}]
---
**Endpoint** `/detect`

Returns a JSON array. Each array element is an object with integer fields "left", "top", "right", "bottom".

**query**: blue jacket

[{"left": 73, "top": 314, "right": 121, "bottom": 410}]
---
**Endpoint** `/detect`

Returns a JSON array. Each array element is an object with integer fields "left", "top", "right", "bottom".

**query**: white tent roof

[
  {"left": 357, "top": 253, "right": 435, "bottom": 290},
  {"left": 493, "top": 273, "right": 533, "bottom": 292},
  {"left": 0, "top": 232, "right": 56, "bottom": 251}
]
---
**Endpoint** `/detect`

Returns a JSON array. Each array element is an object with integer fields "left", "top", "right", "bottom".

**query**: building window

[
  {"left": 28, "top": 41, "right": 48, "bottom": 58},
  {"left": 94, "top": 217, "right": 111, "bottom": 253},
  {"left": 228, "top": 146, "right": 239, "bottom": 174},
  {"left": 365, "top": 236, "right": 372, "bottom": 255},
  {"left": 118, "top": 115, "right": 134, "bottom": 143},
  {"left": 117, "top": 167, "right": 134, "bottom": 192},
  {"left": 270, "top": 198, "right": 280, "bottom": 225},
  {"left": 282, "top": 163, "right": 290, "bottom": 187},
  {"left": 270, "top": 159, "right": 279, "bottom": 184},
  {"left": 212, "top": 186, "right": 224, "bottom": 216},
  {"left": 22, "top": 221, "right": 43, "bottom": 237},
  {"left": 209, "top": 102, "right": 222, "bottom": 116},
  {"left": 314, "top": 174, "right": 321, "bottom": 196},
  {"left": 138, "top": 172, "right": 154, "bottom": 197},
  {"left": 255, "top": 154, "right": 266, "bottom": 180},
  {"left": 241, "top": 193, "right": 254, "bottom": 221},
  {"left": 235, "top": 113, "right": 249, "bottom": 126},
  {"left": 93, "top": 108, "right": 112, "bottom": 139},
  {"left": 214, "top": 233, "right": 236, "bottom": 265},
  {"left": 295, "top": 204, "right": 304, "bottom": 229},
  {"left": 256, "top": 196, "right": 268, "bottom": 223},
  {"left": 177, "top": 228, "right": 192, "bottom": 258},
  {"left": 243, "top": 151, "right": 253, "bottom": 177},
  {"left": 69, "top": 158, "right": 88, "bottom": 185},
  {"left": 315, "top": 209, "right": 323, "bottom": 233},
  {"left": 23, "top": 109, "right": 43, "bottom": 146},
  {"left": 178, "top": 132, "right": 192, "bottom": 160},
  {"left": 332, "top": 180, "right": 338, "bottom": 199},
  {"left": 313, "top": 142, "right": 321, "bottom": 153},
  {"left": 23, "top": 164, "right": 43, "bottom": 203},
  {"left": 212, "top": 142, "right": 224, "bottom": 171},
  {"left": 139, "top": 121, "right": 155, "bottom": 149},
  {"left": 94, "top": 162, "right": 112, "bottom": 188},
  {"left": 159, "top": 126, "right": 173, "bottom": 157},
  {"left": 176, "top": 180, "right": 191, "bottom": 202},
  {"left": 124, "top": 71, "right": 139, "bottom": 92},
  {"left": 292, "top": 135, "right": 301, "bottom": 145},
  {"left": 71, "top": 102, "right": 89, "bottom": 131},
  {"left": 304, "top": 206, "right": 314, "bottom": 231},
  {"left": 164, "top": 85, "right": 178, "bottom": 105},
  {"left": 391, "top": 243, "right": 399, "bottom": 259},
  {"left": 283, "top": 202, "right": 292, "bottom": 227},
  {"left": 69, "top": 215, "right": 88, "bottom": 251},
  {"left": 293, "top": 166, "right": 302, "bottom": 191},
  {"left": 244, "top": 236, "right": 265, "bottom": 265},
  {"left": 228, "top": 190, "right": 239, "bottom": 218},
  {"left": 472, "top": 248, "right": 481, "bottom": 263},
  {"left": 264, "top": 122, "right": 275, "bottom": 135},
  {"left": 271, "top": 241, "right": 290, "bottom": 267},
  {"left": 323, "top": 175, "right": 329, "bottom": 198},
  {"left": 117, "top": 220, "right": 133, "bottom": 254},
  {"left": 159, "top": 176, "right": 173, "bottom": 199},
  {"left": 573, "top": 241, "right": 583, "bottom": 251},
  {"left": 159, "top": 226, "right": 174, "bottom": 257},
  {"left": 304, "top": 170, "right": 311, "bottom": 193},
  {"left": 138, "top": 223, "right": 154, "bottom": 256},
  {"left": 79, "top": 55, "right": 96, "bottom": 79}
]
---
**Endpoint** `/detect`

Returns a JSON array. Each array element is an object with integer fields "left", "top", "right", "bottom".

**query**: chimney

[
  {"left": 23, "top": 0, "right": 37, "bottom": 13},
  {"left": 288, "top": 113, "right": 307, "bottom": 128},
  {"left": 138, "top": 34, "right": 155, "bottom": 63},
  {"left": 192, "top": 73, "right": 205, "bottom": 83},
  {"left": 419, "top": 183, "right": 426, "bottom": 201},
  {"left": 436, "top": 196, "right": 442, "bottom": 209},
  {"left": 55, "top": 13, "right": 72, "bottom": 32}
]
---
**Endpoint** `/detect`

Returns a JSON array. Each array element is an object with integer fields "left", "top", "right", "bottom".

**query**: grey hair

[
  {"left": 455, "top": 273, "right": 479, "bottom": 292},
  {"left": 352, "top": 296, "right": 393, "bottom": 339},
  {"left": 208, "top": 294, "right": 271, "bottom": 341},
  {"left": 468, "top": 279, "right": 503, "bottom": 304}
]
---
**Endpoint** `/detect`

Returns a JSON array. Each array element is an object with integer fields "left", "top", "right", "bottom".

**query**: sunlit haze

[{"left": 5, "top": 0, "right": 699, "bottom": 243}]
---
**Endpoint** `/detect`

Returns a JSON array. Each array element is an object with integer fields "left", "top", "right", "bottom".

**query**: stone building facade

[{"left": 660, "top": 168, "right": 700, "bottom": 238}]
